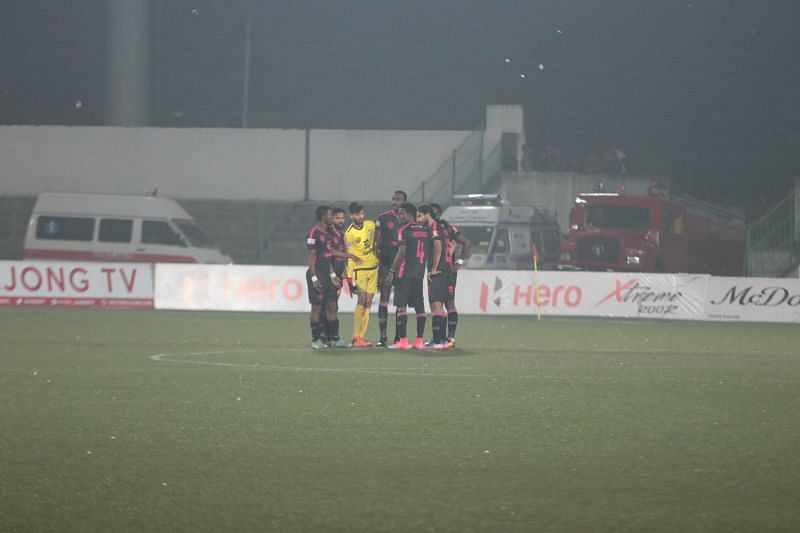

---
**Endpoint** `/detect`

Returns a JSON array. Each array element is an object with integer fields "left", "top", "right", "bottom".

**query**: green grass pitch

[{"left": 1, "top": 308, "right": 799, "bottom": 532}]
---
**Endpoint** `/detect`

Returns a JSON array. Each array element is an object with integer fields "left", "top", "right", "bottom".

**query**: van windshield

[
  {"left": 458, "top": 226, "right": 494, "bottom": 254},
  {"left": 582, "top": 205, "right": 651, "bottom": 231},
  {"left": 174, "top": 219, "right": 214, "bottom": 248}
]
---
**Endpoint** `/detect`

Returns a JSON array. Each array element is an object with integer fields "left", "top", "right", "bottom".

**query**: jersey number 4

[{"left": 416, "top": 240, "right": 425, "bottom": 264}]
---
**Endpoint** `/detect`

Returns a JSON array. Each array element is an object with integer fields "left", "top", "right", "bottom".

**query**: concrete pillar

[
  {"left": 105, "top": 0, "right": 151, "bottom": 126},
  {"left": 795, "top": 177, "right": 800, "bottom": 241}
]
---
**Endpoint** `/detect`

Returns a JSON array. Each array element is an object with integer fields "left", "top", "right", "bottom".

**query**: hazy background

[{"left": 2, "top": 0, "right": 799, "bottom": 207}]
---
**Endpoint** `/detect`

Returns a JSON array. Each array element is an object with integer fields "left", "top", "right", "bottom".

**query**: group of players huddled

[{"left": 305, "top": 190, "right": 470, "bottom": 350}]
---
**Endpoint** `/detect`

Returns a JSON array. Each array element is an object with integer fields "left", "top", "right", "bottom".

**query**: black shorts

[
  {"left": 393, "top": 276, "right": 425, "bottom": 309},
  {"left": 428, "top": 272, "right": 450, "bottom": 303},
  {"left": 447, "top": 271, "right": 458, "bottom": 299},
  {"left": 379, "top": 263, "right": 393, "bottom": 282},
  {"left": 306, "top": 270, "right": 338, "bottom": 305}
]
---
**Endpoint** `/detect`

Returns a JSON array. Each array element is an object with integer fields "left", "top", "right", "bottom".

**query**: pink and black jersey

[
  {"left": 429, "top": 220, "right": 452, "bottom": 274},
  {"left": 439, "top": 219, "right": 461, "bottom": 263},
  {"left": 330, "top": 227, "right": 346, "bottom": 276},
  {"left": 306, "top": 225, "right": 332, "bottom": 274},
  {"left": 396, "top": 222, "right": 430, "bottom": 280},
  {"left": 376, "top": 210, "right": 400, "bottom": 267}
]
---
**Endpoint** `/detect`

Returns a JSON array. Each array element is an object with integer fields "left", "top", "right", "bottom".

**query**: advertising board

[{"left": 0, "top": 261, "right": 153, "bottom": 308}]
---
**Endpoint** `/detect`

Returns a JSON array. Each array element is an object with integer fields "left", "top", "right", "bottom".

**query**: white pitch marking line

[
  {"left": 150, "top": 351, "right": 492, "bottom": 378},
  {"left": 148, "top": 351, "right": 800, "bottom": 382}
]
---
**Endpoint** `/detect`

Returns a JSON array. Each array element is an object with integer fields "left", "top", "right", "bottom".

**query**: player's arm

[
  {"left": 429, "top": 238, "right": 443, "bottom": 277},
  {"left": 453, "top": 232, "right": 471, "bottom": 271},
  {"left": 344, "top": 233, "right": 357, "bottom": 294},
  {"left": 331, "top": 247, "right": 362, "bottom": 265},
  {"left": 385, "top": 242, "right": 405, "bottom": 289},
  {"left": 374, "top": 219, "right": 383, "bottom": 248},
  {"left": 367, "top": 221, "right": 379, "bottom": 260},
  {"left": 326, "top": 255, "right": 341, "bottom": 288},
  {"left": 307, "top": 249, "right": 321, "bottom": 289},
  {"left": 344, "top": 234, "right": 355, "bottom": 278}
]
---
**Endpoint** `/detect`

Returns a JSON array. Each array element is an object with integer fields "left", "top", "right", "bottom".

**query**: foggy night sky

[{"left": 2, "top": 0, "right": 800, "bottom": 207}]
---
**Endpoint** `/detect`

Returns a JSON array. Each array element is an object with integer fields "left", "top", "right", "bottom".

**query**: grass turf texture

[{"left": 1, "top": 308, "right": 799, "bottom": 532}]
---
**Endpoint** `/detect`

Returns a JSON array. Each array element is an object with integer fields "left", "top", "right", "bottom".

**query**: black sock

[
  {"left": 378, "top": 302, "right": 388, "bottom": 339},
  {"left": 327, "top": 318, "right": 340, "bottom": 340},
  {"left": 415, "top": 310, "right": 426, "bottom": 339},
  {"left": 447, "top": 310, "right": 458, "bottom": 339},
  {"left": 396, "top": 308, "right": 408, "bottom": 339},
  {"left": 432, "top": 315, "right": 446, "bottom": 344},
  {"left": 311, "top": 321, "right": 322, "bottom": 341},
  {"left": 319, "top": 314, "right": 329, "bottom": 342}
]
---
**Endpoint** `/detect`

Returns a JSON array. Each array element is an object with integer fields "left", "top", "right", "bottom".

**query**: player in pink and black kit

[
  {"left": 430, "top": 203, "right": 470, "bottom": 347},
  {"left": 418, "top": 204, "right": 452, "bottom": 349},
  {"left": 329, "top": 207, "right": 348, "bottom": 282},
  {"left": 383, "top": 202, "right": 429, "bottom": 350},
  {"left": 319, "top": 207, "right": 348, "bottom": 342},
  {"left": 374, "top": 190, "right": 406, "bottom": 347},
  {"left": 306, "top": 206, "right": 346, "bottom": 348}
]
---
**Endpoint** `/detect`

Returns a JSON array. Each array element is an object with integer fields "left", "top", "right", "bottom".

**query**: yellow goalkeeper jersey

[{"left": 344, "top": 220, "right": 378, "bottom": 275}]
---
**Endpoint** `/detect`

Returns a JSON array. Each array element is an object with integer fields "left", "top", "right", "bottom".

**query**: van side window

[
  {"left": 491, "top": 229, "right": 510, "bottom": 255},
  {"left": 543, "top": 230, "right": 561, "bottom": 254},
  {"left": 142, "top": 220, "right": 184, "bottom": 246},
  {"left": 36, "top": 216, "right": 94, "bottom": 241},
  {"left": 99, "top": 218, "right": 133, "bottom": 243}
]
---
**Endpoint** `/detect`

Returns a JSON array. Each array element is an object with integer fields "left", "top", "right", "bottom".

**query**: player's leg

[
  {"left": 426, "top": 275, "right": 450, "bottom": 348},
  {"left": 445, "top": 272, "right": 458, "bottom": 346},
  {"left": 350, "top": 271, "right": 363, "bottom": 343},
  {"left": 307, "top": 271, "right": 326, "bottom": 349},
  {"left": 358, "top": 268, "right": 378, "bottom": 341},
  {"left": 325, "top": 285, "right": 348, "bottom": 348},
  {"left": 377, "top": 264, "right": 392, "bottom": 346},
  {"left": 410, "top": 278, "right": 426, "bottom": 349},
  {"left": 388, "top": 278, "right": 411, "bottom": 349}
]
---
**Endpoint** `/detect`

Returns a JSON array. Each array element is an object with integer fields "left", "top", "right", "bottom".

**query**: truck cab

[{"left": 556, "top": 188, "right": 745, "bottom": 274}]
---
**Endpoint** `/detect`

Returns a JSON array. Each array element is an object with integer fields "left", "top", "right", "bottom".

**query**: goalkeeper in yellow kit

[{"left": 344, "top": 202, "right": 379, "bottom": 347}]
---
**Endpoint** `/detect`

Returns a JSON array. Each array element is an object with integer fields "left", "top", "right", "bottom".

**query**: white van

[
  {"left": 24, "top": 193, "right": 232, "bottom": 263},
  {"left": 442, "top": 194, "right": 562, "bottom": 270}
]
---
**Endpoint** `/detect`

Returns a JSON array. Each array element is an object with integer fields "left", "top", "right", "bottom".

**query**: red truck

[{"left": 556, "top": 186, "right": 746, "bottom": 275}]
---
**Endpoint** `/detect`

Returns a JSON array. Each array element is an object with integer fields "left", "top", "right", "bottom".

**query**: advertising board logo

[
  {"left": 596, "top": 278, "right": 683, "bottom": 316},
  {"left": 711, "top": 285, "right": 800, "bottom": 307},
  {"left": 591, "top": 243, "right": 606, "bottom": 257},
  {"left": 479, "top": 277, "right": 503, "bottom": 312}
]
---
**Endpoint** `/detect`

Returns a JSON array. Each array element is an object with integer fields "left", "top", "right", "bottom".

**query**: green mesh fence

[
  {"left": 409, "top": 123, "right": 502, "bottom": 206},
  {"left": 746, "top": 189, "right": 799, "bottom": 277}
]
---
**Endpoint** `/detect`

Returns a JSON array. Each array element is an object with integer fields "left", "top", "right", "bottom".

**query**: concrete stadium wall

[
  {"left": 0, "top": 105, "right": 525, "bottom": 202},
  {"left": 307, "top": 129, "right": 467, "bottom": 201},
  {"left": 0, "top": 126, "right": 307, "bottom": 200},
  {"left": 0, "top": 126, "right": 465, "bottom": 202}
]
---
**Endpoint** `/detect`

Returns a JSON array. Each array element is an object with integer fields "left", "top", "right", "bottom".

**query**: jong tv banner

[
  {"left": 452, "top": 270, "right": 710, "bottom": 320},
  {"left": 0, "top": 260, "right": 153, "bottom": 308}
]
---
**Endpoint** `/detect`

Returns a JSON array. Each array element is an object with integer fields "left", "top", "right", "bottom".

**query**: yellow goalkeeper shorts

[{"left": 352, "top": 265, "right": 379, "bottom": 294}]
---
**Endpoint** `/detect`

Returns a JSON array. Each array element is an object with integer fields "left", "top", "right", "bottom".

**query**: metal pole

[
  {"left": 451, "top": 149, "right": 457, "bottom": 197},
  {"left": 258, "top": 206, "right": 266, "bottom": 263},
  {"left": 10, "top": 210, "right": 16, "bottom": 252},
  {"left": 241, "top": 17, "right": 252, "bottom": 128},
  {"left": 479, "top": 129, "right": 484, "bottom": 188},
  {"left": 304, "top": 129, "right": 310, "bottom": 201}
]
